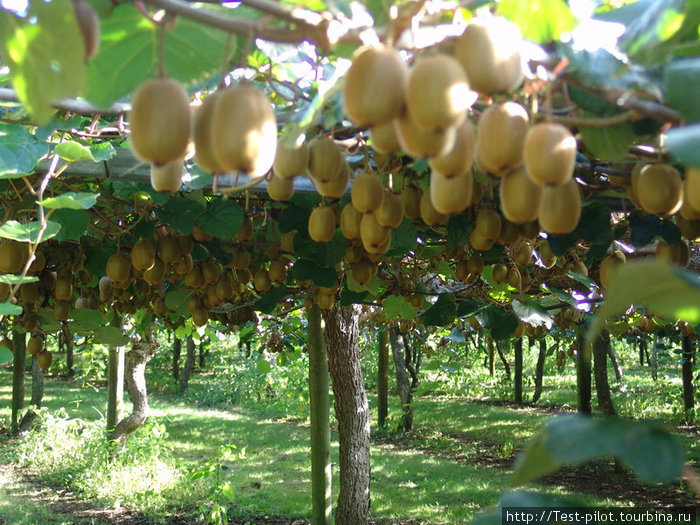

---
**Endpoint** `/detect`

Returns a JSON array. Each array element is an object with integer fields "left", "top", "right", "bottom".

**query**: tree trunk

[
  {"left": 19, "top": 356, "right": 44, "bottom": 432},
  {"left": 307, "top": 305, "right": 332, "bottom": 525},
  {"left": 377, "top": 330, "right": 389, "bottom": 429},
  {"left": 488, "top": 337, "right": 495, "bottom": 376},
  {"left": 110, "top": 332, "right": 159, "bottom": 442},
  {"left": 199, "top": 337, "right": 208, "bottom": 368},
  {"left": 496, "top": 340, "right": 511, "bottom": 379},
  {"left": 651, "top": 335, "right": 659, "bottom": 381},
  {"left": 322, "top": 303, "right": 370, "bottom": 525},
  {"left": 107, "top": 345, "right": 125, "bottom": 430},
  {"left": 681, "top": 335, "right": 695, "bottom": 424},
  {"left": 533, "top": 338, "right": 547, "bottom": 403},
  {"left": 514, "top": 337, "right": 523, "bottom": 404},
  {"left": 11, "top": 331, "right": 26, "bottom": 435},
  {"left": 389, "top": 330, "right": 413, "bottom": 432},
  {"left": 172, "top": 337, "right": 181, "bottom": 381},
  {"left": 576, "top": 332, "right": 592, "bottom": 414},
  {"left": 638, "top": 339, "right": 645, "bottom": 366},
  {"left": 180, "top": 336, "right": 196, "bottom": 392},
  {"left": 402, "top": 334, "right": 419, "bottom": 390},
  {"left": 61, "top": 323, "right": 74, "bottom": 377},
  {"left": 593, "top": 330, "right": 616, "bottom": 416},
  {"left": 608, "top": 343, "right": 623, "bottom": 380}
]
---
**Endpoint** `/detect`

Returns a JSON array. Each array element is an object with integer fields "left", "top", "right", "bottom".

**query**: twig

[
  {"left": 0, "top": 87, "right": 129, "bottom": 115},
  {"left": 539, "top": 110, "right": 637, "bottom": 128}
]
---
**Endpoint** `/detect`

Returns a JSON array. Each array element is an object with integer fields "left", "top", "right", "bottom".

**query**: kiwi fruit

[
  {"left": 308, "top": 206, "right": 336, "bottom": 243},
  {"left": 685, "top": 167, "right": 700, "bottom": 212},
  {"left": 54, "top": 300, "right": 71, "bottom": 321},
  {"left": 20, "top": 282, "right": 39, "bottom": 304},
  {"left": 74, "top": 0, "right": 100, "bottom": 61},
  {"left": 370, "top": 121, "right": 401, "bottom": 154},
  {"left": 0, "top": 241, "right": 25, "bottom": 274},
  {"left": 538, "top": 179, "right": 581, "bottom": 234},
  {"left": 315, "top": 163, "right": 349, "bottom": 198},
  {"left": 428, "top": 119, "right": 475, "bottom": 178},
  {"left": 375, "top": 190, "right": 405, "bottom": 229},
  {"left": 130, "top": 77, "right": 191, "bottom": 165},
  {"left": 455, "top": 260, "right": 469, "bottom": 282},
  {"left": 192, "top": 91, "right": 225, "bottom": 173},
  {"left": 0, "top": 337, "right": 13, "bottom": 352},
  {"left": 351, "top": 259, "right": 374, "bottom": 285},
  {"left": 307, "top": 136, "right": 344, "bottom": 183},
  {"left": 506, "top": 266, "right": 522, "bottom": 290},
  {"left": 267, "top": 173, "right": 295, "bottom": 201},
  {"left": 343, "top": 45, "right": 408, "bottom": 127},
  {"left": 131, "top": 239, "right": 156, "bottom": 272},
  {"left": 360, "top": 212, "right": 391, "bottom": 251},
  {"left": 453, "top": 16, "right": 523, "bottom": 94},
  {"left": 280, "top": 231, "right": 296, "bottom": 252},
  {"left": 202, "top": 260, "right": 221, "bottom": 285},
  {"left": 499, "top": 166, "right": 542, "bottom": 224},
  {"left": 513, "top": 240, "right": 534, "bottom": 266},
  {"left": 476, "top": 101, "right": 529, "bottom": 176},
  {"left": 523, "top": 122, "right": 577, "bottom": 186},
  {"left": 467, "top": 253, "right": 484, "bottom": 275},
  {"left": 158, "top": 237, "right": 181, "bottom": 264},
  {"left": 677, "top": 215, "right": 700, "bottom": 241},
  {"left": 150, "top": 158, "right": 183, "bottom": 192},
  {"left": 253, "top": 268, "right": 271, "bottom": 292},
  {"left": 394, "top": 111, "right": 456, "bottom": 158},
  {"left": 351, "top": 171, "right": 384, "bottom": 213},
  {"left": 469, "top": 228, "right": 494, "bottom": 251},
  {"left": 53, "top": 273, "right": 74, "bottom": 301},
  {"left": 268, "top": 260, "right": 287, "bottom": 283},
  {"left": 419, "top": 191, "right": 448, "bottom": 226},
  {"left": 27, "top": 336, "right": 42, "bottom": 356},
  {"left": 340, "top": 204, "right": 363, "bottom": 240},
  {"left": 636, "top": 163, "right": 683, "bottom": 215},
  {"left": 679, "top": 179, "right": 700, "bottom": 221},
  {"left": 655, "top": 240, "right": 682, "bottom": 264},
  {"left": 211, "top": 84, "right": 277, "bottom": 176},
  {"left": 401, "top": 185, "right": 423, "bottom": 219},
  {"left": 0, "top": 282, "right": 9, "bottom": 301},
  {"left": 475, "top": 209, "right": 502, "bottom": 240},
  {"left": 273, "top": 138, "right": 310, "bottom": 180},
  {"left": 27, "top": 250, "right": 46, "bottom": 274},
  {"left": 599, "top": 250, "right": 626, "bottom": 289},
  {"left": 491, "top": 263, "right": 508, "bottom": 283},
  {"left": 498, "top": 219, "right": 521, "bottom": 244},
  {"left": 237, "top": 216, "right": 254, "bottom": 242},
  {"left": 192, "top": 307, "right": 209, "bottom": 327},
  {"left": 143, "top": 257, "right": 166, "bottom": 285},
  {"left": 429, "top": 170, "right": 473, "bottom": 215},
  {"left": 406, "top": 54, "right": 474, "bottom": 132}
]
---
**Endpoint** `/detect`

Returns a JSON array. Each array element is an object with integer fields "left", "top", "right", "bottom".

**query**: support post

[{"left": 10, "top": 331, "right": 26, "bottom": 434}]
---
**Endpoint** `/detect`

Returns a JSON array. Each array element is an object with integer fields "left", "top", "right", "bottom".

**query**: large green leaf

[
  {"left": 629, "top": 212, "right": 681, "bottom": 248},
  {"left": 0, "top": 0, "right": 86, "bottom": 124},
  {"left": 165, "top": 288, "right": 191, "bottom": 316},
  {"left": 512, "top": 300, "right": 553, "bottom": 328},
  {"left": 293, "top": 231, "right": 347, "bottom": 268},
  {"left": 92, "top": 326, "right": 129, "bottom": 346},
  {"left": 385, "top": 219, "right": 418, "bottom": 258},
  {"left": 0, "top": 302, "right": 22, "bottom": 316},
  {"left": 51, "top": 209, "right": 91, "bottom": 242},
  {"left": 254, "top": 286, "right": 289, "bottom": 314},
  {"left": 579, "top": 119, "right": 637, "bottom": 161},
  {"left": 40, "top": 192, "right": 97, "bottom": 210},
  {"left": 664, "top": 58, "right": 700, "bottom": 123},
  {"left": 382, "top": 295, "right": 418, "bottom": 320},
  {"left": 421, "top": 293, "right": 457, "bottom": 327},
  {"left": 84, "top": 5, "right": 235, "bottom": 107},
  {"left": 0, "top": 347, "right": 12, "bottom": 366},
  {"left": 289, "top": 259, "right": 337, "bottom": 287},
  {"left": 71, "top": 308, "right": 107, "bottom": 333},
  {"left": 53, "top": 141, "right": 95, "bottom": 162},
  {"left": 477, "top": 305, "right": 520, "bottom": 341},
  {"left": 498, "top": 0, "right": 575, "bottom": 44},
  {"left": 0, "top": 275, "right": 38, "bottom": 285},
  {"left": 0, "top": 220, "right": 61, "bottom": 243},
  {"left": 665, "top": 123, "right": 700, "bottom": 167},
  {"left": 196, "top": 200, "right": 244, "bottom": 240},
  {"left": 155, "top": 198, "right": 206, "bottom": 236},
  {"left": 0, "top": 123, "right": 50, "bottom": 178},
  {"left": 588, "top": 260, "right": 700, "bottom": 343}
]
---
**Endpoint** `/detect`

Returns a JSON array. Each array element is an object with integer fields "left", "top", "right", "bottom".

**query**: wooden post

[{"left": 10, "top": 331, "right": 26, "bottom": 434}]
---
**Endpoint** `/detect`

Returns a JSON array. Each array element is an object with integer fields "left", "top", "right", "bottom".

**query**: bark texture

[
  {"left": 532, "top": 338, "right": 547, "bottom": 403},
  {"left": 682, "top": 335, "right": 696, "bottom": 424},
  {"left": 576, "top": 333, "right": 592, "bottom": 414},
  {"left": 608, "top": 344, "right": 623, "bottom": 380},
  {"left": 593, "top": 330, "right": 616, "bottom": 416},
  {"left": 11, "top": 331, "right": 26, "bottom": 434},
  {"left": 61, "top": 323, "right": 74, "bottom": 377},
  {"left": 180, "top": 336, "right": 196, "bottom": 392},
  {"left": 377, "top": 330, "right": 389, "bottom": 428},
  {"left": 107, "top": 345, "right": 125, "bottom": 430},
  {"left": 322, "top": 303, "right": 370, "bottom": 525},
  {"left": 172, "top": 337, "right": 181, "bottom": 381},
  {"left": 496, "top": 340, "right": 511, "bottom": 379},
  {"left": 389, "top": 330, "right": 413, "bottom": 432},
  {"left": 110, "top": 333, "right": 158, "bottom": 442},
  {"left": 19, "top": 356, "right": 44, "bottom": 432},
  {"left": 514, "top": 338, "right": 523, "bottom": 404}
]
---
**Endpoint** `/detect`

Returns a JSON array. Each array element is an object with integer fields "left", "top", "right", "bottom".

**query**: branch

[
  {"left": 0, "top": 87, "right": 129, "bottom": 115},
  {"left": 139, "top": 0, "right": 358, "bottom": 50},
  {"left": 538, "top": 110, "right": 637, "bottom": 128}
]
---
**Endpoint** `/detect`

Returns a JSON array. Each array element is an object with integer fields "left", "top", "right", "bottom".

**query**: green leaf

[
  {"left": 85, "top": 5, "right": 235, "bottom": 108},
  {"left": 0, "top": 123, "right": 50, "bottom": 178},
  {"left": 293, "top": 231, "right": 347, "bottom": 268},
  {"left": 588, "top": 260, "right": 700, "bottom": 344},
  {"left": 384, "top": 219, "right": 418, "bottom": 258},
  {"left": 579, "top": 119, "right": 637, "bottom": 161},
  {"left": 446, "top": 212, "right": 472, "bottom": 250},
  {"left": 53, "top": 141, "right": 95, "bottom": 162},
  {"left": 40, "top": 192, "right": 97, "bottom": 210},
  {"left": 92, "top": 326, "right": 129, "bottom": 346},
  {"left": 155, "top": 198, "right": 206, "bottom": 236},
  {"left": 548, "top": 202, "right": 612, "bottom": 256},
  {"left": 0, "top": 0, "right": 86, "bottom": 124},
  {"left": 165, "top": 288, "right": 192, "bottom": 316},
  {"left": 498, "top": 0, "right": 575, "bottom": 43},
  {"left": 277, "top": 205, "right": 310, "bottom": 234},
  {"left": 664, "top": 58, "right": 700, "bottom": 123},
  {"left": 289, "top": 260, "right": 337, "bottom": 287},
  {"left": 512, "top": 434, "right": 562, "bottom": 485},
  {"left": 89, "top": 142, "right": 117, "bottom": 162},
  {"left": 196, "top": 199, "right": 244, "bottom": 240},
  {"left": 665, "top": 123, "right": 700, "bottom": 167},
  {"left": 37, "top": 308, "right": 61, "bottom": 332},
  {"left": 0, "top": 275, "right": 38, "bottom": 285},
  {"left": 629, "top": 212, "right": 681, "bottom": 248},
  {"left": 257, "top": 358, "right": 271, "bottom": 374},
  {"left": 477, "top": 304, "right": 519, "bottom": 341},
  {"left": 84, "top": 243, "right": 116, "bottom": 280},
  {"left": 0, "top": 302, "right": 23, "bottom": 316},
  {"left": 456, "top": 297, "right": 489, "bottom": 318},
  {"left": 254, "top": 286, "right": 288, "bottom": 314},
  {"left": 50, "top": 209, "right": 90, "bottom": 242},
  {"left": 71, "top": 309, "right": 107, "bottom": 333},
  {"left": 512, "top": 299, "right": 553, "bottom": 328},
  {"left": 0, "top": 220, "right": 61, "bottom": 243},
  {"left": 421, "top": 294, "right": 457, "bottom": 327},
  {"left": 0, "top": 347, "right": 12, "bottom": 366},
  {"left": 340, "top": 288, "right": 369, "bottom": 306},
  {"left": 382, "top": 295, "right": 418, "bottom": 320}
]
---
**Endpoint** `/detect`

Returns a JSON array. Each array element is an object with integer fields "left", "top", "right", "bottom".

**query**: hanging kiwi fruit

[
  {"left": 523, "top": 122, "right": 577, "bottom": 186},
  {"left": 476, "top": 101, "right": 529, "bottom": 176}
]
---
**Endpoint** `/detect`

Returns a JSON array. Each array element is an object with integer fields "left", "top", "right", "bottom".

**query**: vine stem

[{"left": 217, "top": 173, "right": 269, "bottom": 195}]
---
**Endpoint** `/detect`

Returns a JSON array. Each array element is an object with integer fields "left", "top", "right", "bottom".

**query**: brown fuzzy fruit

[
  {"left": 475, "top": 209, "right": 502, "bottom": 240},
  {"left": 599, "top": 250, "right": 626, "bottom": 289},
  {"left": 538, "top": 179, "right": 581, "bottom": 234},
  {"left": 340, "top": 204, "right": 363, "bottom": 240},
  {"left": 150, "top": 158, "right": 183, "bottom": 192},
  {"left": 469, "top": 229, "right": 494, "bottom": 251},
  {"left": 211, "top": 85, "right": 277, "bottom": 176},
  {"left": 307, "top": 136, "right": 344, "bottom": 183},
  {"left": 74, "top": 0, "right": 100, "bottom": 61},
  {"left": 27, "top": 336, "right": 42, "bottom": 356},
  {"left": 360, "top": 212, "right": 391, "bottom": 252},
  {"left": 351, "top": 260, "right": 374, "bottom": 285},
  {"left": 37, "top": 350, "right": 53, "bottom": 370},
  {"left": 0, "top": 241, "right": 25, "bottom": 274},
  {"left": 453, "top": 16, "right": 523, "bottom": 94},
  {"left": 524, "top": 122, "right": 577, "bottom": 186},
  {"left": 192, "top": 91, "right": 225, "bottom": 173},
  {"left": 406, "top": 54, "right": 475, "bottom": 132},
  {"left": 499, "top": 166, "right": 542, "bottom": 224},
  {"left": 351, "top": 171, "right": 384, "bottom": 213},
  {"left": 428, "top": 119, "right": 475, "bottom": 178},
  {"left": 273, "top": 139, "right": 310, "bottom": 180},
  {"left": 370, "top": 121, "right": 401, "bottom": 154},
  {"left": 394, "top": 111, "right": 456, "bottom": 158},
  {"left": 401, "top": 185, "right": 423, "bottom": 219},
  {"left": 131, "top": 240, "right": 156, "bottom": 272},
  {"left": 268, "top": 260, "right": 287, "bottom": 283},
  {"left": 0, "top": 337, "right": 13, "bottom": 353},
  {"left": 54, "top": 300, "right": 71, "bottom": 321},
  {"left": 236, "top": 216, "right": 254, "bottom": 242},
  {"left": 476, "top": 101, "right": 529, "bottom": 176},
  {"left": 308, "top": 206, "right": 336, "bottom": 243},
  {"left": 492, "top": 263, "right": 508, "bottom": 283},
  {"left": 130, "top": 78, "right": 190, "bottom": 165},
  {"left": 253, "top": 268, "right": 271, "bottom": 293},
  {"left": 513, "top": 240, "right": 534, "bottom": 266},
  {"left": 143, "top": 257, "right": 165, "bottom": 285},
  {"left": 686, "top": 167, "right": 700, "bottom": 212},
  {"left": 343, "top": 45, "right": 408, "bottom": 127},
  {"left": 192, "top": 307, "right": 209, "bottom": 327},
  {"left": 429, "top": 170, "right": 473, "bottom": 215},
  {"left": 637, "top": 164, "right": 683, "bottom": 215},
  {"left": 420, "top": 192, "right": 448, "bottom": 226},
  {"left": 315, "top": 163, "right": 349, "bottom": 198},
  {"left": 267, "top": 174, "right": 295, "bottom": 202},
  {"left": 54, "top": 274, "right": 74, "bottom": 301},
  {"left": 375, "top": 190, "right": 405, "bottom": 229},
  {"left": 158, "top": 237, "right": 181, "bottom": 264}
]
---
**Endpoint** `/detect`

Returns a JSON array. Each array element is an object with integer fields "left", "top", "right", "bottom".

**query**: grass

[{"left": 0, "top": 349, "right": 697, "bottom": 524}]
